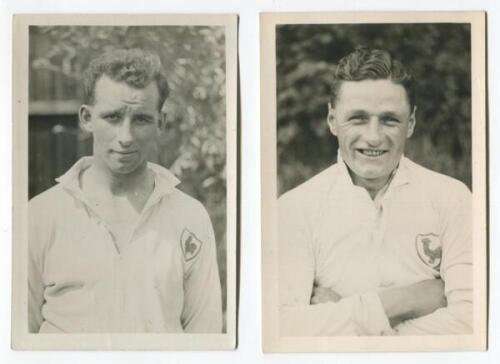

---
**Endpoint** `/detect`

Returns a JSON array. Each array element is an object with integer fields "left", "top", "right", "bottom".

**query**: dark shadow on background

[
  {"left": 484, "top": 12, "right": 490, "bottom": 349},
  {"left": 235, "top": 15, "right": 241, "bottom": 348}
]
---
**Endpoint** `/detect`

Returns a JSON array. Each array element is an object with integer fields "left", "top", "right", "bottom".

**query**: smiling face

[
  {"left": 79, "top": 75, "right": 160, "bottom": 175},
  {"left": 327, "top": 79, "right": 416, "bottom": 189}
]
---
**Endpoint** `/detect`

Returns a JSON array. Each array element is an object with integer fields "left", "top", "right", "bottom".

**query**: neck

[
  {"left": 85, "top": 158, "right": 152, "bottom": 196},
  {"left": 348, "top": 169, "right": 393, "bottom": 200}
]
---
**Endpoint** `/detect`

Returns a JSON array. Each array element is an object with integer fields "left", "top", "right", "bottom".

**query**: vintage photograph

[
  {"left": 261, "top": 12, "right": 487, "bottom": 352},
  {"left": 12, "top": 14, "right": 237, "bottom": 350}
]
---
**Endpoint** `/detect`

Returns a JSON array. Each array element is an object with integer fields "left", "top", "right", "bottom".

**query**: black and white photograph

[
  {"left": 11, "top": 14, "right": 237, "bottom": 350},
  {"left": 261, "top": 12, "right": 487, "bottom": 352}
]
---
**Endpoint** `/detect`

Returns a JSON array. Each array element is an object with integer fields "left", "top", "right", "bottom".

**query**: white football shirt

[
  {"left": 29, "top": 157, "right": 223, "bottom": 333},
  {"left": 279, "top": 155, "right": 472, "bottom": 336}
]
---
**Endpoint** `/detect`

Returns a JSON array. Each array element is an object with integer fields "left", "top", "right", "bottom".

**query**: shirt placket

[
  {"left": 373, "top": 198, "right": 390, "bottom": 288},
  {"left": 355, "top": 189, "right": 383, "bottom": 290},
  {"left": 111, "top": 255, "right": 126, "bottom": 331},
  {"left": 99, "top": 192, "right": 168, "bottom": 331},
  {"left": 84, "top": 211, "right": 125, "bottom": 331}
]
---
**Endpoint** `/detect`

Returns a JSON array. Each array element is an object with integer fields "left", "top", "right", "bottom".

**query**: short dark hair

[
  {"left": 83, "top": 48, "right": 169, "bottom": 111},
  {"left": 331, "top": 46, "right": 416, "bottom": 110}
]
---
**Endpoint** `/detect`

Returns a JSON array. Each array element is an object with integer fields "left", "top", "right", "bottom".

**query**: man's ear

[
  {"left": 79, "top": 105, "right": 93, "bottom": 132},
  {"left": 407, "top": 105, "right": 417, "bottom": 138},
  {"left": 327, "top": 102, "right": 338, "bottom": 136}
]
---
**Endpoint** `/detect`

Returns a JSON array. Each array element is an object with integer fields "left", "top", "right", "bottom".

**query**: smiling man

[
  {"left": 28, "top": 49, "right": 223, "bottom": 333},
  {"left": 278, "top": 47, "right": 472, "bottom": 336}
]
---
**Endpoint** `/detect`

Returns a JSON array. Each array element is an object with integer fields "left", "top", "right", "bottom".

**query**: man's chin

[
  {"left": 108, "top": 161, "right": 142, "bottom": 175},
  {"left": 351, "top": 168, "right": 392, "bottom": 182}
]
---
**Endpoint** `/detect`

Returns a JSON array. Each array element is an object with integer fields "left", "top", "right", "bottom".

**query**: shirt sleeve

[
  {"left": 28, "top": 198, "right": 47, "bottom": 333},
  {"left": 278, "top": 193, "right": 393, "bottom": 336},
  {"left": 393, "top": 182, "right": 473, "bottom": 335},
  {"left": 180, "top": 203, "right": 223, "bottom": 333}
]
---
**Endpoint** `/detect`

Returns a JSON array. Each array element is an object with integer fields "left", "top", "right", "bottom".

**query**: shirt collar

[{"left": 55, "top": 156, "right": 181, "bottom": 204}]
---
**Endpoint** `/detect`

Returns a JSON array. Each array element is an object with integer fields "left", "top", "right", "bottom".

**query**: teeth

[{"left": 360, "top": 149, "right": 385, "bottom": 157}]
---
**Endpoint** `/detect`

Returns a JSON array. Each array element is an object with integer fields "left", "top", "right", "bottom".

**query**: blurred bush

[
  {"left": 29, "top": 26, "right": 228, "bottom": 314},
  {"left": 277, "top": 23, "right": 472, "bottom": 195}
]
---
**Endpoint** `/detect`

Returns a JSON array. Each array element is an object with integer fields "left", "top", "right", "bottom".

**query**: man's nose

[
  {"left": 364, "top": 118, "right": 383, "bottom": 146},
  {"left": 118, "top": 118, "right": 134, "bottom": 147}
]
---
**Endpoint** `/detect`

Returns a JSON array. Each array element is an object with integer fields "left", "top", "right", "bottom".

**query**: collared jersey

[
  {"left": 28, "top": 157, "right": 222, "bottom": 333},
  {"left": 278, "top": 156, "right": 472, "bottom": 336}
]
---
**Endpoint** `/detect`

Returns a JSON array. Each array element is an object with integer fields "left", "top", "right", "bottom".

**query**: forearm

[
  {"left": 281, "top": 291, "right": 393, "bottom": 336},
  {"left": 393, "top": 290, "right": 472, "bottom": 335},
  {"left": 378, "top": 279, "right": 447, "bottom": 328},
  {"left": 378, "top": 286, "right": 414, "bottom": 327}
]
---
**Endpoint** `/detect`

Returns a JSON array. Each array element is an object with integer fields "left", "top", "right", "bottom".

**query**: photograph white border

[
  {"left": 11, "top": 13, "right": 238, "bottom": 351},
  {"left": 260, "top": 11, "right": 487, "bottom": 353}
]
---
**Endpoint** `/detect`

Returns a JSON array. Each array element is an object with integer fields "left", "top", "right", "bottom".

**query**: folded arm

[
  {"left": 311, "top": 279, "right": 448, "bottom": 332},
  {"left": 278, "top": 194, "right": 393, "bottom": 336},
  {"left": 393, "top": 182, "right": 473, "bottom": 335}
]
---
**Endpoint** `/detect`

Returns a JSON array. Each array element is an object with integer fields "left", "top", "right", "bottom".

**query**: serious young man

[
  {"left": 278, "top": 47, "right": 472, "bottom": 336},
  {"left": 28, "top": 49, "right": 223, "bottom": 333}
]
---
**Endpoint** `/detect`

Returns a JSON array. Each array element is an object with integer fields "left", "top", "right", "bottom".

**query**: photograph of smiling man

[
  {"left": 279, "top": 46, "right": 471, "bottom": 336},
  {"left": 261, "top": 12, "right": 486, "bottom": 352}
]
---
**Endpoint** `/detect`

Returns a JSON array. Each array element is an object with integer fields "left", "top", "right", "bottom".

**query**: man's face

[
  {"left": 80, "top": 75, "right": 160, "bottom": 175},
  {"left": 327, "top": 79, "right": 416, "bottom": 187}
]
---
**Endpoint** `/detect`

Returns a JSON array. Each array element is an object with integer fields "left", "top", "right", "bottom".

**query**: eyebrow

[
  {"left": 98, "top": 108, "right": 156, "bottom": 120},
  {"left": 133, "top": 112, "right": 156, "bottom": 120},
  {"left": 379, "top": 111, "right": 404, "bottom": 119},
  {"left": 347, "top": 109, "right": 367, "bottom": 114},
  {"left": 99, "top": 108, "right": 125, "bottom": 118},
  {"left": 346, "top": 110, "right": 369, "bottom": 117},
  {"left": 346, "top": 110, "right": 405, "bottom": 118}
]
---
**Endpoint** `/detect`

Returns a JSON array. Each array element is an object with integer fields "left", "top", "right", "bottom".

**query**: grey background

[{"left": 277, "top": 23, "right": 472, "bottom": 196}]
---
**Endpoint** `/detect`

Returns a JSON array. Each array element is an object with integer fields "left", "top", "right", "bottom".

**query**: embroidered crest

[
  {"left": 415, "top": 233, "right": 442, "bottom": 269},
  {"left": 180, "top": 228, "right": 202, "bottom": 261}
]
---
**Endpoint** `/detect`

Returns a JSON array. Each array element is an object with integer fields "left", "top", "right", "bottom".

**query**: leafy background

[
  {"left": 28, "top": 26, "right": 228, "bottom": 320},
  {"left": 277, "top": 23, "right": 472, "bottom": 195}
]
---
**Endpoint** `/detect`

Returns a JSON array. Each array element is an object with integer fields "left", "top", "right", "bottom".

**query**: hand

[
  {"left": 310, "top": 286, "right": 342, "bottom": 304},
  {"left": 379, "top": 279, "right": 447, "bottom": 326}
]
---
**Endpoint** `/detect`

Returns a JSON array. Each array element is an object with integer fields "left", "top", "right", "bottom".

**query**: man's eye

[
  {"left": 135, "top": 117, "right": 153, "bottom": 124},
  {"left": 348, "top": 116, "right": 366, "bottom": 124},
  {"left": 103, "top": 114, "right": 120, "bottom": 122},
  {"left": 382, "top": 117, "right": 400, "bottom": 125}
]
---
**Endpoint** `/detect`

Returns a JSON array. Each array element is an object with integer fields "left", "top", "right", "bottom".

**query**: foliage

[
  {"left": 277, "top": 24, "right": 472, "bottom": 194},
  {"left": 29, "top": 26, "right": 228, "bottom": 311}
]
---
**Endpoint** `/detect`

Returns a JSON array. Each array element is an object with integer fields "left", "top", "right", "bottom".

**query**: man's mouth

[
  {"left": 113, "top": 150, "right": 137, "bottom": 155},
  {"left": 356, "top": 149, "right": 387, "bottom": 157}
]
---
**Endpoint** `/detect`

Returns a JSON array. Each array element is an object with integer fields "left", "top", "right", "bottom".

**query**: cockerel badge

[
  {"left": 415, "top": 233, "right": 442, "bottom": 270},
  {"left": 180, "top": 228, "right": 202, "bottom": 261}
]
